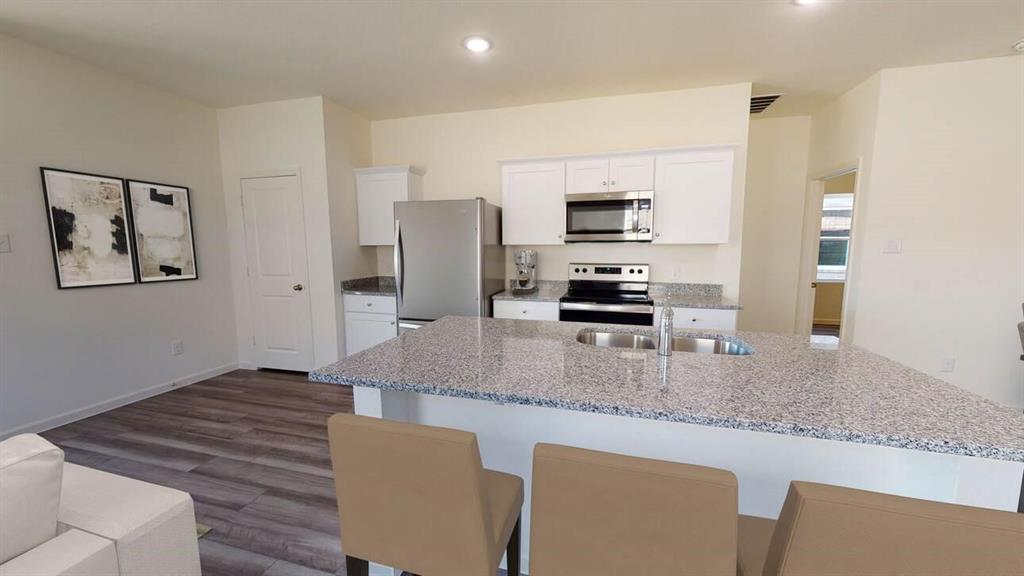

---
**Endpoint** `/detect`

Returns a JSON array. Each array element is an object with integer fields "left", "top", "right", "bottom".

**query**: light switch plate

[
  {"left": 882, "top": 239, "right": 902, "bottom": 254},
  {"left": 0, "top": 234, "right": 10, "bottom": 253}
]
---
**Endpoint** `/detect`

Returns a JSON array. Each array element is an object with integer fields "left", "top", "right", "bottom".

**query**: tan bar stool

[
  {"left": 327, "top": 414, "right": 524, "bottom": 576},
  {"left": 738, "top": 481, "right": 1024, "bottom": 576},
  {"left": 529, "top": 443, "right": 739, "bottom": 575}
]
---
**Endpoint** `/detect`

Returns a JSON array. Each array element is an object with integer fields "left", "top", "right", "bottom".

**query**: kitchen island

[{"left": 310, "top": 316, "right": 1024, "bottom": 573}]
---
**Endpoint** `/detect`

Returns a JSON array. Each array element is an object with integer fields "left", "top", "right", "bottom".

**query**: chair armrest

[
  {"left": 0, "top": 528, "right": 118, "bottom": 576},
  {"left": 59, "top": 463, "right": 201, "bottom": 576}
]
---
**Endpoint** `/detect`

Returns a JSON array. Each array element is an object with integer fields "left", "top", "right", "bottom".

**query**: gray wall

[{"left": 0, "top": 34, "right": 238, "bottom": 435}]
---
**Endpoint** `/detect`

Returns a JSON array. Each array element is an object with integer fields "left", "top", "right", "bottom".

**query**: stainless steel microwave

[{"left": 564, "top": 191, "right": 653, "bottom": 242}]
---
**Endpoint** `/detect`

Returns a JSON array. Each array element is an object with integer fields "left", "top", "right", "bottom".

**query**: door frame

[
  {"left": 795, "top": 160, "right": 865, "bottom": 343},
  {"left": 238, "top": 168, "right": 316, "bottom": 370}
]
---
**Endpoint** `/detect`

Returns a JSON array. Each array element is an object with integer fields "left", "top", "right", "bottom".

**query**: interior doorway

[
  {"left": 240, "top": 174, "right": 315, "bottom": 371},
  {"left": 797, "top": 169, "right": 858, "bottom": 346}
]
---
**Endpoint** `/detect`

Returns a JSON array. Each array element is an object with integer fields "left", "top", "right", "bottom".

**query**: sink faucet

[{"left": 658, "top": 306, "right": 674, "bottom": 356}]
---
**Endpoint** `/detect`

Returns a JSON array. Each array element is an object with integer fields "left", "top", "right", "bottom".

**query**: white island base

[{"left": 353, "top": 386, "right": 1023, "bottom": 575}]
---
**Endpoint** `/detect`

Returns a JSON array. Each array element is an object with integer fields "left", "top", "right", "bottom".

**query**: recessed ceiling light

[
  {"left": 792, "top": 0, "right": 819, "bottom": 5},
  {"left": 463, "top": 36, "right": 492, "bottom": 53},
  {"left": 1014, "top": 38, "right": 1024, "bottom": 52}
]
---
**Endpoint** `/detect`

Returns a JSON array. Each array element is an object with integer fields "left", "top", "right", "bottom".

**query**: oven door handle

[{"left": 559, "top": 302, "right": 654, "bottom": 314}]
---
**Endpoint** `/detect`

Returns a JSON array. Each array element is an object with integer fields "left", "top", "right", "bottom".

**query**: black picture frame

[
  {"left": 125, "top": 179, "right": 199, "bottom": 283},
  {"left": 40, "top": 167, "right": 138, "bottom": 289}
]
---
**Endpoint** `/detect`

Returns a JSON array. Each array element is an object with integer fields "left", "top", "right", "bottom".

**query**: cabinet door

[
  {"left": 502, "top": 162, "right": 566, "bottom": 245},
  {"left": 565, "top": 159, "right": 610, "bottom": 194},
  {"left": 493, "top": 300, "right": 560, "bottom": 321},
  {"left": 609, "top": 155, "right": 654, "bottom": 192},
  {"left": 357, "top": 172, "right": 408, "bottom": 246},
  {"left": 345, "top": 312, "right": 398, "bottom": 356},
  {"left": 653, "top": 149, "right": 734, "bottom": 244}
]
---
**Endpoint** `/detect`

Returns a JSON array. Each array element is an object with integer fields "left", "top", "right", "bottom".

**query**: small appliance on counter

[
  {"left": 513, "top": 249, "right": 538, "bottom": 294},
  {"left": 559, "top": 263, "right": 654, "bottom": 326}
]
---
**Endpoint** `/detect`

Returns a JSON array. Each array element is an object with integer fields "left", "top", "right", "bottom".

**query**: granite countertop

[
  {"left": 341, "top": 276, "right": 395, "bottom": 296},
  {"left": 492, "top": 281, "right": 567, "bottom": 303},
  {"left": 492, "top": 281, "right": 741, "bottom": 310},
  {"left": 310, "top": 316, "right": 1024, "bottom": 463}
]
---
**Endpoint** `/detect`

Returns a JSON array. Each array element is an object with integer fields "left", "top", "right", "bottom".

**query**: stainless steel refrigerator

[{"left": 393, "top": 198, "right": 504, "bottom": 333}]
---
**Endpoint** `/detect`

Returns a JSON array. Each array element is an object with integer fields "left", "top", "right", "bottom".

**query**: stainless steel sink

[
  {"left": 576, "top": 331, "right": 657, "bottom": 350},
  {"left": 670, "top": 336, "right": 752, "bottom": 355},
  {"left": 576, "top": 330, "right": 752, "bottom": 355}
]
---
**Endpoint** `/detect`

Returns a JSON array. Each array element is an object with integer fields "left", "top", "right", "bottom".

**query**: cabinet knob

[
  {"left": 557, "top": 233, "right": 563, "bottom": 239},
  {"left": 522, "top": 309, "right": 528, "bottom": 314},
  {"left": 366, "top": 302, "right": 373, "bottom": 307},
  {"left": 611, "top": 180, "right": 616, "bottom": 185},
  {"left": 292, "top": 284, "right": 304, "bottom": 291},
  {"left": 390, "top": 321, "right": 396, "bottom": 325},
  {"left": 602, "top": 181, "right": 607, "bottom": 186},
  {"left": 655, "top": 232, "right": 661, "bottom": 238},
  {"left": 691, "top": 318, "right": 698, "bottom": 322}
]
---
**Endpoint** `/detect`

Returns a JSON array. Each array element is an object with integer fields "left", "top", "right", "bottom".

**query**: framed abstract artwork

[
  {"left": 126, "top": 179, "right": 198, "bottom": 282},
  {"left": 41, "top": 167, "right": 137, "bottom": 288}
]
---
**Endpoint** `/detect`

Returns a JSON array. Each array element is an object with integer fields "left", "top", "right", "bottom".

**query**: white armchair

[{"left": 0, "top": 434, "right": 201, "bottom": 576}]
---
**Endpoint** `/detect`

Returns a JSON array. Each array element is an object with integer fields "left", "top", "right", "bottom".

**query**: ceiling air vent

[{"left": 750, "top": 94, "right": 782, "bottom": 114}]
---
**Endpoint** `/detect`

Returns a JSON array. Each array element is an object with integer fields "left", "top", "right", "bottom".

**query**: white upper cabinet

[
  {"left": 609, "top": 154, "right": 655, "bottom": 192},
  {"left": 566, "top": 154, "right": 655, "bottom": 194},
  {"left": 653, "top": 148, "right": 734, "bottom": 245},
  {"left": 356, "top": 165, "right": 423, "bottom": 246},
  {"left": 501, "top": 161, "right": 566, "bottom": 245},
  {"left": 565, "top": 159, "right": 609, "bottom": 194}
]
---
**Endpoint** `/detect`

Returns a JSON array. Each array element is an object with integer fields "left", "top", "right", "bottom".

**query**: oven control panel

[{"left": 567, "top": 263, "right": 649, "bottom": 282}]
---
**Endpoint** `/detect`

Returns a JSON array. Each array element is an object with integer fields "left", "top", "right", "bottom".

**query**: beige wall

[
  {"left": 0, "top": 35, "right": 237, "bottom": 435},
  {"left": 850, "top": 56, "right": 1024, "bottom": 407},
  {"left": 323, "top": 97, "right": 376, "bottom": 356},
  {"left": 738, "top": 116, "right": 811, "bottom": 332},
  {"left": 371, "top": 83, "right": 752, "bottom": 299}
]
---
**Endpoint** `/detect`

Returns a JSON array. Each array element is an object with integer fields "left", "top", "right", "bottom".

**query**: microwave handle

[{"left": 633, "top": 199, "right": 640, "bottom": 233}]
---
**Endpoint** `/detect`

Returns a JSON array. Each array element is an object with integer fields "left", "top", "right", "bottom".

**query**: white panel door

[
  {"left": 565, "top": 158, "right": 609, "bottom": 194},
  {"left": 609, "top": 154, "right": 655, "bottom": 192},
  {"left": 242, "top": 176, "right": 314, "bottom": 371},
  {"left": 344, "top": 312, "right": 398, "bottom": 356},
  {"left": 653, "top": 149, "right": 734, "bottom": 244},
  {"left": 501, "top": 162, "right": 566, "bottom": 245}
]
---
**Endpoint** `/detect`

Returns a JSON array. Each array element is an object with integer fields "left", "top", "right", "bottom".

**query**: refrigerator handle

[{"left": 394, "top": 219, "right": 403, "bottom": 307}]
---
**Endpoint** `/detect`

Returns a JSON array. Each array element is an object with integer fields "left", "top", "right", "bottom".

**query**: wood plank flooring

[{"left": 41, "top": 369, "right": 354, "bottom": 576}]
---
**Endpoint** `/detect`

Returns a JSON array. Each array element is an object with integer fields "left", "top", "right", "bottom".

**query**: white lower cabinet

[
  {"left": 343, "top": 294, "right": 398, "bottom": 356},
  {"left": 654, "top": 306, "right": 737, "bottom": 331},
  {"left": 492, "top": 300, "right": 560, "bottom": 321}
]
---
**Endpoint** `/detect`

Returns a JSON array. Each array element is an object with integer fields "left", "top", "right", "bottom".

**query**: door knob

[
  {"left": 292, "top": 284, "right": 304, "bottom": 291},
  {"left": 811, "top": 282, "right": 818, "bottom": 288}
]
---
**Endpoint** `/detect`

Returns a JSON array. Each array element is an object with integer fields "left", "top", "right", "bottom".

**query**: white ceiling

[{"left": 1, "top": 1, "right": 1021, "bottom": 120}]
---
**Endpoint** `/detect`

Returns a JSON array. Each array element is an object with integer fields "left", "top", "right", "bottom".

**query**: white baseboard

[{"left": 0, "top": 362, "right": 239, "bottom": 439}]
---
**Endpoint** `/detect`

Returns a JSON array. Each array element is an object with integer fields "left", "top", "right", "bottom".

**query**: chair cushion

[
  {"left": 530, "top": 443, "right": 738, "bottom": 576},
  {"left": 482, "top": 469, "right": 524, "bottom": 553},
  {"left": 763, "top": 481, "right": 1024, "bottom": 576},
  {"left": 0, "top": 434, "right": 64, "bottom": 564},
  {"left": 0, "top": 528, "right": 118, "bottom": 576},
  {"left": 737, "top": 514, "right": 775, "bottom": 576}
]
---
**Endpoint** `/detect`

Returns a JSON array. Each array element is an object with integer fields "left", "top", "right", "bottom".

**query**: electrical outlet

[
  {"left": 171, "top": 340, "right": 184, "bottom": 356},
  {"left": 0, "top": 234, "right": 10, "bottom": 253},
  {"left": 940, "top": 357, "right": 956, "bottom": 373}
]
